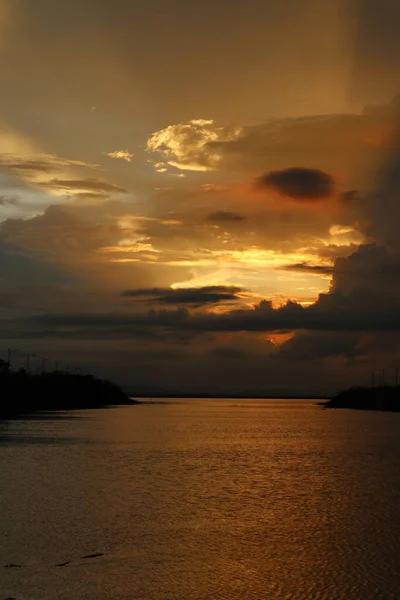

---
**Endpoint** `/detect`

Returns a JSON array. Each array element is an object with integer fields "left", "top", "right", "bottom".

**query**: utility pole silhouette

[
  {"left": 393, "top": 365, "right": 398, "bottom": 387},
  {"left": 7, "top": 348, "right": 17, "bottom": 368},
  {"left": 26, "top": 353, "right": 35, "bottom": 374},
  {"left": 41, "top": 357, "right": 48, "bottom": 374}
]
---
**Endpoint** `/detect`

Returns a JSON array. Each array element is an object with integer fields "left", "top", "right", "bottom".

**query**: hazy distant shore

[{"left": 130, "top": 392, "right": 327, "bottom": 400}]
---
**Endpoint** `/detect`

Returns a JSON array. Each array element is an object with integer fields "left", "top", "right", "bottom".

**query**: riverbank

[
  {"left": 0, "top": 369, "right": 138, "bottom": 418},
  {"left": 322, "top": 385, "right": 400, "bottom": 412}
]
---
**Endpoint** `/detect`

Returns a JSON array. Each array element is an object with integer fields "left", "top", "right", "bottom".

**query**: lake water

[{"left": 1, "top": 399, "right": 400, "bottom": 599}]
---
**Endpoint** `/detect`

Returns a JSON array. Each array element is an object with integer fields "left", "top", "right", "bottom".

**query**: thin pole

[
  {"left": 7, "top": 348, "right": 17, "bottom": 367},
  {"left": 26, "top": 353, "right": 35, "bottom": 374}
]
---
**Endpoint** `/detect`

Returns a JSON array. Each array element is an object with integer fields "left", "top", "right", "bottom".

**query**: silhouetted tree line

[
  {"left": 323, "top": 385, "right": 400, "bottom": 412},
  {"left": 0, "top": 360, "right": 135, "bottom": 417}
]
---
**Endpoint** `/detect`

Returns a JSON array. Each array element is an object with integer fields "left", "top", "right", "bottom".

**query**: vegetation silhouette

[
  {"left": 0, "top": 359, "right": 137, "bottom": 418},
  {"left": 322, "top": 385, "right": 400, "bottom": 412}
]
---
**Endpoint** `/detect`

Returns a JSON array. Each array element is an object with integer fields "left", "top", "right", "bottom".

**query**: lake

[{"left": 1, "top": 399, "right": 400, "bottom": 599}]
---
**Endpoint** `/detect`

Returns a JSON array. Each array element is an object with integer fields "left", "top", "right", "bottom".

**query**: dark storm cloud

[
  {"left": 331, "top": 243, "right": 400, "bottom": 295},
  {"left": 256, "top": 168, "right": 335, "bottom": 200},
  {"left": 123, "top": 286, "right": 243, "bottom": 306},
  {"left": 19, "top": 307, "right": 189, "bottom": 333},
  {"left": 315, "top": 243, "right": 361, "bottom": 261},
  {"left": 17, "top": 244, "right": 400, "bottom": 338},
  {"left": 0, "top": 242, "right": 67, "bottom": 283},
  {"left": 0, "top": 201, "right": 128, "bottom": 259},
  {"left": 276, "top": 328, "right": 400, "bottom": 362},
  {"left": 206, "top": 211, "right": 246, "bottom": 223},
  {"left": 279, "top": 262, "right": 334, "bottom": 276},
  {"left": 276, "top": 242, "right": 400, "bottom": 360},
  {"left": 362, "top": 129, "right": 400, "bottom": 252},
  {"left": 43, "top": 179, "right": 128, "bottom": 194},
  {"left": 16, "top": 290, "right": 400, "bottom": 337},
  {"left": 277, "top": 331, "right": 364, "bottom": 361},
  {"left": 346, "top": 0, "right": 400, "bottom": 260},
  {"left": 185, "top": 293, "right": 400, "bottom": 333},
  {"left": 0, "top": 241, "right": 77, "bottom": 315}
]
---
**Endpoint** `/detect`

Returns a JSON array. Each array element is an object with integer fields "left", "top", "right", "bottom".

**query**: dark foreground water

[{"left": 1, "top": 399, "right": 400, "bottom": 600}]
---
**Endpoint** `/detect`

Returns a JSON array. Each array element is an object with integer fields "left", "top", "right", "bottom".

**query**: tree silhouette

[{"left": 0, "top": 367, "right": 137, "bottom": 418}]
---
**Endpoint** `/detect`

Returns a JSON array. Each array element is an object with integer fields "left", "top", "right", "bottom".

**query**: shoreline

[
  {"left": 0, "top": 369, "right": 138, "bottom": 419},
  {"left": 322, "top": 385, "right": 400, "bottom": 412}
]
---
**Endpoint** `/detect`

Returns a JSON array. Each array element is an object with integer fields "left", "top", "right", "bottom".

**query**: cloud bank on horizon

[{"left": 0, "top": 0, "right": 399, "bottom": 394}]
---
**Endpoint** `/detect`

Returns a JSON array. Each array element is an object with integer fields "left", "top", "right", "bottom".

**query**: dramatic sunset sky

[{"left": 1, "top": 0, "right": 400, "bottom": 395}]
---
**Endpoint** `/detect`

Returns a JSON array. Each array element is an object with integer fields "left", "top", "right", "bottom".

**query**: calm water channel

[{"left": 1, "top": 399, "right": 400, "bottom": 599}]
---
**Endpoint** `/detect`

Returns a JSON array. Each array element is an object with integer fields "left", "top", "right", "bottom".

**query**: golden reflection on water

[{"left": 1, "top": 400, "right": 400, "bottom": 599}]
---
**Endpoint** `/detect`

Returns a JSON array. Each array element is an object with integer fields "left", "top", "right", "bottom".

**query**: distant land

[
  {"left": 323, "top": 386, "right": 400, "bottom": 412},
  {"left": 126, "top": 386, "right": 329, "bottom": 400},
  {"left": 0, "top": 362, "right": 137, "bottom": 418}
]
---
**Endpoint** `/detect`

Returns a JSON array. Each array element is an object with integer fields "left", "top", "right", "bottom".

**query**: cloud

[
  {"left": 68, "top": 192, "right": 110, "bottom": 204},
  {"left": 43, "top": 178, "right": 128, "bottom": 194},
  {"left": 122, "top": 285, "right": 243, "bottom": 306},
  {"left": 331, "top": 242, "right": 400, "bottom": 296},
  {"left": 2, "top": 1, "right": 400, "bottom": 393},
  {"left": 0, "top": 240, "right": 76, "bottom": 315},
  {"left": 274, "top": 242, "right": 400, "bottom": 359},
  {"left": 0, "top": 153, "right": 97, "bottom": 175},
  {"left": 279, "top": 262, "right": 334, "bottom": 276},
  {"left": 146, "top": 118, "right": 241, "bottom": 172},
  {"left": 206, "top": 210, "right": 245, "bottom": 223},
  {"left": 256, "top": 167, "right": 335, "bottom": 200},
  {"left": 0, "top": 201, "right": 125, "bottom": 259},
  {"left": 105, "top": 150, "right": 134, "bottom": 162},
  {"left": 14, "top": 293, "right": 400, "bottom": 338},
  {"left": 276, "top": 330, "right": 366, "bottom": 361},
  {"left": 312, "top": 242, "right": 361, "bottom": 261},
  {"left": 143, "top": 101, "right": 400, "bottom": 187},
  {"left": 361, "top": 130, "right": 400, "bottom": 252},
  {"left": 0, "top": 194, "right": 19, "bottom": 206},
  {"left": 0, "top": 152, "right": 106, "bottom": 206},
  {"left": 17, "top": 243, "right": 400, "bottom": 338},
  {"left": 201, "top": 102, "right": 400, "bottom": 184}
]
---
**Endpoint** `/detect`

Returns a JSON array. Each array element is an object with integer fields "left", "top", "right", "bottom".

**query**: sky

[{"left": 0, "top": 0, "right": 400, "bottom": 395}]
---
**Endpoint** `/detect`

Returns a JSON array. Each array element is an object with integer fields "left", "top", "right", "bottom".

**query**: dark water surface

[{"left": 1, "top": 399, "right": 400, "bottom": 599}]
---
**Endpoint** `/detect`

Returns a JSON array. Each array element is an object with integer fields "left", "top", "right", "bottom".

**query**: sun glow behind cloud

[{"left": 100, "top": 240, "right": 333, "bottom": 303}]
